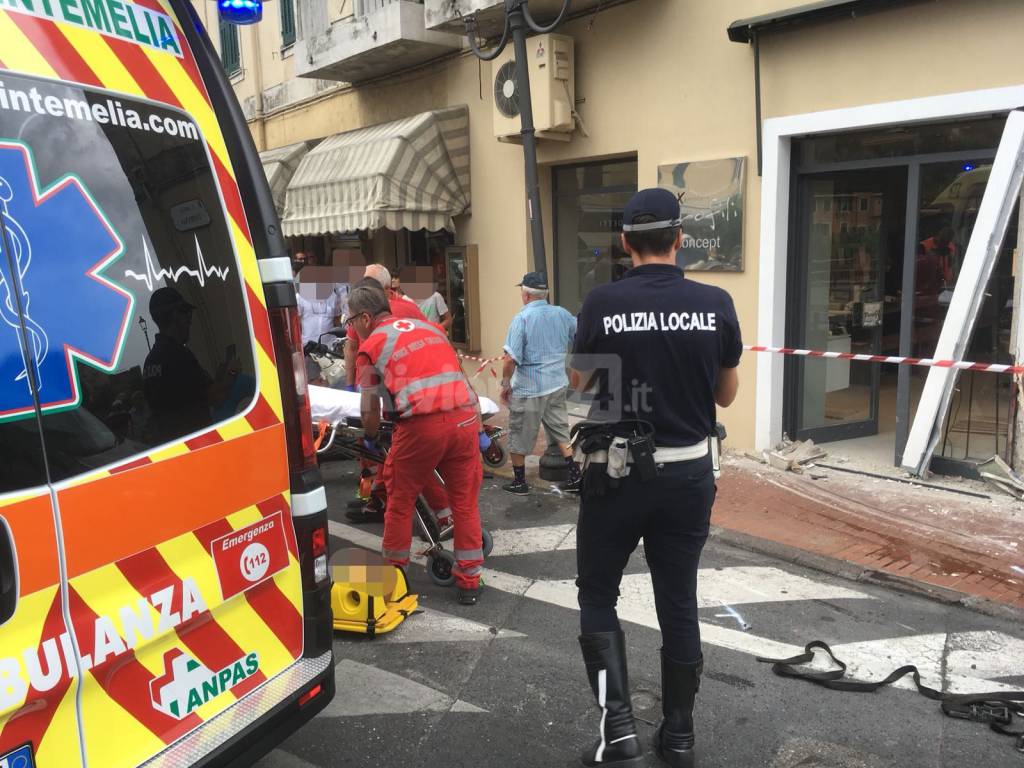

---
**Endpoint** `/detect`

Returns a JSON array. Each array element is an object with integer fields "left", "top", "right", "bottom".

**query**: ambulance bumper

[{"left": 143, "top": 650, "right": 334, "bottom": 768}]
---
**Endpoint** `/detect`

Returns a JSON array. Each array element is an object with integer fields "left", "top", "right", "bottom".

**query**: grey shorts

[{"left": 508, "top": 388, "right": 571, "bottom": 455}]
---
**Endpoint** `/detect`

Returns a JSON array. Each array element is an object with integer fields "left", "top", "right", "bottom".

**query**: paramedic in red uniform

[
  {"left": 348, "top": 281, "right": 486, "bottom": 606},
  {"left": 342, "top": 264, "right": 435, "bottom": 524}
]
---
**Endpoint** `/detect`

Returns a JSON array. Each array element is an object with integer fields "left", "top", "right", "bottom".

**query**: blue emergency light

[{"left": 219, "top": 0, "right": 263, "bottom": 25}]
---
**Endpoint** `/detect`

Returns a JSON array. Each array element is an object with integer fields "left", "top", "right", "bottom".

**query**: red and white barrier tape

[
  {"left": 457, "top": 347, "right": 1023, "bottom": 377},
  {"left": 744, "top": 345, "right": 1024, "bottom": 375},
  {"left": 457, "top": 351, "right": 508, "bottom": 378}
]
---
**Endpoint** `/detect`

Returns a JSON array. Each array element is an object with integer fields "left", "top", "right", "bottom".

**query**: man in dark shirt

[
  {"left": 570, "top": 188, "right": 741, "bottom": 768},
  {"left": 143, "top": 286, "right": 237, "bottom": 443}
]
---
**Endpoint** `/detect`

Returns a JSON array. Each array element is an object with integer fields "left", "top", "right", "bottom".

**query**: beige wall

[{"left": 203, "top": 0, "right": 1024, "bottom": 450}]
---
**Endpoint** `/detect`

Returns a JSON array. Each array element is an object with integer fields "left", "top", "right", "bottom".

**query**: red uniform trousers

[
  {"left": 381, "top": 407, "right": 483, "bottom": 589},
  {"left": 362, "top": 459, "right": 451, "bottom": 520}
]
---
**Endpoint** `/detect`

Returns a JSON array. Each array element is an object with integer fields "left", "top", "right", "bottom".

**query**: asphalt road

[{"left": 256, "top": 460, "right": 1024, "bottom": 768}]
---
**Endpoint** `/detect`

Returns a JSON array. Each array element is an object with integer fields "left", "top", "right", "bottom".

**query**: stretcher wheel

[
  {"left": 482, "top": 440, "right": 507, "bottom": 469},
  {"left": 481, "top": 528, "right": 493, "bottom": 559},
  {"left": 427, "top": 550, "right": 456, "bottom": 587}
]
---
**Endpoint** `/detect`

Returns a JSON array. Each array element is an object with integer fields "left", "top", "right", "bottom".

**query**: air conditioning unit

[{"left": 492, "top": 33, "right": 575, "bottom": 143}]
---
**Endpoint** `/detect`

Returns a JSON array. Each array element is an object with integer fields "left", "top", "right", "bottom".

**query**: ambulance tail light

[
  {"left": 311, "top": 526, "right": 327, "bottom": 557},
  {"left": 269, "top": 306, "right": 317, "bottom": 474},
  {"left": 311, "top": 525, "right": 328, "bottom": 584},
  {"left": 297, "top": 683, "right": 323, "bottom": 708}
]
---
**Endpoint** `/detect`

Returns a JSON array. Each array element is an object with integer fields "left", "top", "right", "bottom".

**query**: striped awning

[
  {"left": 258, "top": 141, "right": 311, "bottom": 215},
  {"left": 281, "top": 105, "right": 471, "bottom": 236}
]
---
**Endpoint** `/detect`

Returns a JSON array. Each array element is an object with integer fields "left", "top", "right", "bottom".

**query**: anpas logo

[
  {"left": 150, "top": 648, "right": 260, "bottom": 719},
  {"left": 0, "top": 141, "right": 132, "bottom": 422}
]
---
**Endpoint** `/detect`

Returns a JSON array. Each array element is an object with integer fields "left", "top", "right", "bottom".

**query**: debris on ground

[
  {"left": 978, "top": 455, "right": 1024, "bottom": 499},
  {"left": 766, "top": 438, "right": 827, "bottom": 473},
  {"left": 715, "top": 602, "right": 751, "bottom": 631}
]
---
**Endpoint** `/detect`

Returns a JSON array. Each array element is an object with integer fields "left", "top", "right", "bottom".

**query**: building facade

[{"left": 191, "top": 0, "right": 1024, "bottom": 476}]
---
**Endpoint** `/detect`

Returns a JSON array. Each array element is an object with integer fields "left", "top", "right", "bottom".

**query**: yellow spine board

[{"left": 330, "top": 566, "right": 418, "bottom": 637}]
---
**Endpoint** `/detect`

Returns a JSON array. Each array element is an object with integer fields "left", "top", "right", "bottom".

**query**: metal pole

[
  {"left": 753, "top": 30, "right": 763, "bottom": 178},
  {"left": 508, "top": 0, "right": 547, "bottom": 273}
]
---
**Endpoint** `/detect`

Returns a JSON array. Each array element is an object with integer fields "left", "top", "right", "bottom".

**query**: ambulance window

[
  {"left": 0, "top": 72, "right": 257, "bottom": 483},
  {"left": 0, "top": 413, "right": 48, "bottom": 493}
]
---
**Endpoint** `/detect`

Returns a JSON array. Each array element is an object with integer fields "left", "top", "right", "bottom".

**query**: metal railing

[{"left": 354, "top": 0, "right": 420, "bottom": 16}]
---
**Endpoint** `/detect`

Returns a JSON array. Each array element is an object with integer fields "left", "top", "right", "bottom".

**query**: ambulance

[{"left": 0, "top": 0, "right": 335, "bottom": 764}]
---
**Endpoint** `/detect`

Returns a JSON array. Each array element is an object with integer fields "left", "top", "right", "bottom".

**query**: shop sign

[{"left": 657, "top": 157, "right": 746, "bottom": 272}]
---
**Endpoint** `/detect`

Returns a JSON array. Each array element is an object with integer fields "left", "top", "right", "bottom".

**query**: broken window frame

[{"left": 900, "top": 110, "right": 1024, "bottom": 476}]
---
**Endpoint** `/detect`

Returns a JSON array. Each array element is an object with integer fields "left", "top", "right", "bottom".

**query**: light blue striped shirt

[{"left": 503, "top": 300, "right": 577, "bottom": 398}]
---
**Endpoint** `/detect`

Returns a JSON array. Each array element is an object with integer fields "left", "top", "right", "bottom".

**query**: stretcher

[
  {"left": 309, "top": 385, "right": 496, "bottom": 588},
  {"left": 311, "top": 386, "right": 507, "bottom": 467}
]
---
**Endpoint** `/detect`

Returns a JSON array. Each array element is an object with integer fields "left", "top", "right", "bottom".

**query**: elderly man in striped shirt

[{"left": 500, "top": 272, "right": 580, "bottom": 495}]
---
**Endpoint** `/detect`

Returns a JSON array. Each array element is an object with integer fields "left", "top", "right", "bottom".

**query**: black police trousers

[{"left": 576, "top": 454, "right": 715, "bottom": 663}]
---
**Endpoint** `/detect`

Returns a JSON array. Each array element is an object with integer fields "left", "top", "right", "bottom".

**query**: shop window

[
  {"left": 280, "top": 0, "right": 296, "bottom": 47},
  {"left": 553, "top": 158, "right": 638, "bottom": 313},
  {"left": 438, "top": 246, "right": 480, "bottom": 352},
  {"left": 797, "top": 116, "right": 1005, "bottom": 167},
  {"left": 219, "top": 20, "right": 241, "bottom": 75}
]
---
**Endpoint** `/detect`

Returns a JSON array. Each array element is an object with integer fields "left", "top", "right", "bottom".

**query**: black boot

[
  {"left": 578, "top": 631, "right": 644, "bottom": 767},
  {"left": 655, "top": 651, "right": 702, "bottom": 768}
]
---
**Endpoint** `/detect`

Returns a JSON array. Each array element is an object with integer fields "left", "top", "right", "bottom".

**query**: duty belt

[{"left": 579, "top": 441, "right": 709, "bottom": 466}]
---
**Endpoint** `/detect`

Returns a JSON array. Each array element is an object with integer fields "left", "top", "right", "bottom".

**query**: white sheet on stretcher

[{"left": 309, "top": 385, "right": 498, "bottom": 425}]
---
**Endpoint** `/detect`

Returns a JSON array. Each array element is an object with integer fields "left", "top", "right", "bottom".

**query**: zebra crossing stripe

[
  {"left": 377, "top": 608, "right": 526, "bottom": 643},
  {"left": 328, "top": 522, "right": 1024, "bottom": 693}
]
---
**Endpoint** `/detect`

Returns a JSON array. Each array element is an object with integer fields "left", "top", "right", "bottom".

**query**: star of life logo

[
  {"left": 0, "top": 141, "right": 132, "bottom": 422},
  {"left": 0, "top": 172, "right": 48, "bottom": 390},
  {"left": 149, "top": 648, "right": 260, "bottom": 720}
]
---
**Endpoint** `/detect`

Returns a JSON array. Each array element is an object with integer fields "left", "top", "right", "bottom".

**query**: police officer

[
  {"left": 570, "top": 188, "right": 741, "bottom": 767},
  {"left": 143, "top": 286, "right": 241, "bottom": 443}
]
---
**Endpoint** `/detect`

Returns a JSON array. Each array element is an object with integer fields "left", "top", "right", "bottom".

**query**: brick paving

[{"left": 713, "top": 457, "right": 1024, "bottom": 610}]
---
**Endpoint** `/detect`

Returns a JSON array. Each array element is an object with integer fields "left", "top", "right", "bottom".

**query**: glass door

[
  {"left": 553, "top": 159, "right": 637, "bottom": 313},
  {"left": 789, "top": 169, "right": 907, "bottom": 442}
]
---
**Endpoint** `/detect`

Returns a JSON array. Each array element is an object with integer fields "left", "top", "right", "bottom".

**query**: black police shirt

[
  {"left": 143, "top": 333, "right": 214, "bottom": 440},
  {"left": 571, "top": 264, "right": 742, "bottom": 447}
]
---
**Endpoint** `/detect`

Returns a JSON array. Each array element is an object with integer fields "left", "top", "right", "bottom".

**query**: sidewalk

[
  {"left": 712, "top": 455, "right": 1024, "bottom": 614},
  {"left": 481, "top": 386, "right": 1024, "bottom": 614},
  {"left": 489, "top": 446, "right": 1024, "bottom": 616}
]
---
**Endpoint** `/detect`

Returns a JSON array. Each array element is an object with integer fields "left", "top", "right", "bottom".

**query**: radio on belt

[{"left": 628, "top": 433, "right": 658, "bottom": 481}]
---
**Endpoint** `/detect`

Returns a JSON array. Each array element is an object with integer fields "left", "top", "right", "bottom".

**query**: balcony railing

[{"left": 354, "top": 0, "right": 420, "bottom": 16}]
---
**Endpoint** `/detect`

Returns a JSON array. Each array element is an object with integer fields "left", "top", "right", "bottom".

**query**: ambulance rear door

[{"left": 0, "top": 5, "right": 306, "bottom": 766}]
